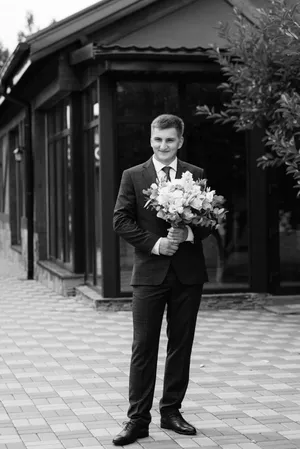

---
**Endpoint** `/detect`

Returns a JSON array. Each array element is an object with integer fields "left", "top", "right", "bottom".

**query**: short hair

[{"left": 151, "top": 114, "right": 184, "bottom": 137}]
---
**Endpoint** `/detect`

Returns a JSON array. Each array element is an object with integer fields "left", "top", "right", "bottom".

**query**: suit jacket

[{"left": 113, "top": 157, "right": 210, "bottom": 286}]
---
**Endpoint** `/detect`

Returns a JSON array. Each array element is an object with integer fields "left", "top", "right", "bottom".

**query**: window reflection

[
  {"left": 47, "top": 98, "right": 72, "bottom": 266},
  {"left": 84, "top": 83, "right": 99, "bottom": 124},
  {"left": 66, "top": 104, "right": 71, "bottom": 130},
  {"left": 93, "top": 102, "right": 99, "bottom": 118},
  {"left": 186, "top": 119, "right": 248, "bottom": 290},
  {"left": 116, "top": 82, "right": 179, "bottom": 118},
  {"left": 116, "top": 80, "right": 249, "bottom": 293},
  {"left": 278, "top": 168, "right": 300, "bottom": 287},
  {"left": 83, "top": 82, "right": 101, "bottom": 286}
]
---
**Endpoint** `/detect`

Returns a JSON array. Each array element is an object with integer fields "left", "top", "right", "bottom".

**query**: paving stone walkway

[{"left": 1, "top": 258, "right": 300, "bottom": 449}]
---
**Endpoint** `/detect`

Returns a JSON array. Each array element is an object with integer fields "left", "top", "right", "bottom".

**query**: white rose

[
  {"left": 190, "top": 197, "right": 203, "bottom": 210},
  {"left": 205, "top": 190, "right": 215, "bottom": 202}
]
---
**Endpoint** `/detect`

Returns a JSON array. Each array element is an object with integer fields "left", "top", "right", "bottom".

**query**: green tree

[{"left": 197, "top": 0, "right": 300, "bottom": 195}]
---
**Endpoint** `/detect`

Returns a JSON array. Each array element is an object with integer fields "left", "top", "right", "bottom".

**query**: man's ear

[{"left": 179, "top": 136, "right": 184, "bottom": 149}]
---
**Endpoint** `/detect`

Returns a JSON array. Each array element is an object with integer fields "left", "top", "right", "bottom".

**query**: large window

[
  {"left": 116, "top": 80, "right": 249, "bottom": 294},
  {"left": 0, "top": 135, "right": 9, "bottom": 214},
  {"left": 183, "top": 82, "right": 249, "bottom": 290},
  {"left": 83, "top": 82, "right": 101, "bottom": 286},
  {"left": 47, "top": 99, "right": 73, "bottom": 266},
  {"left": 277, "top": 167, "right": 300, "bottom": 289},
  {"left": 116, "top": 81, "right": 180, "bottom": 292},
  {"left": 0, "top": 137, "right": 4, "bottom": 213},
  {"left": 10, "top": 125, "right": 25, "bottom": 246}
]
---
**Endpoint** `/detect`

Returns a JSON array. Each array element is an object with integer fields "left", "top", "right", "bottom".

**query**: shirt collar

[{"left": 152, "top": 156, "right": 177, "bottom": 174}]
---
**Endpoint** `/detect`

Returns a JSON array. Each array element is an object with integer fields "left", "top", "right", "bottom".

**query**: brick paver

[{"left": 1, "top": 258, "right": 300, "bottom": 449}]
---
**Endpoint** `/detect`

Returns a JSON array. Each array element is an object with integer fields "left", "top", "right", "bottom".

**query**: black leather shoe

[
  {"left": 161, "top": 411, "right": 197, "bottom": 435},
  {"left": 112, "top": 421, "right": 149, "bottom": 446}
]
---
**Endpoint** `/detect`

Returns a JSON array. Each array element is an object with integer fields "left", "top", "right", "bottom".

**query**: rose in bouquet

[{"left": 143, "top": 170, "right": 226, "bottom": 229}]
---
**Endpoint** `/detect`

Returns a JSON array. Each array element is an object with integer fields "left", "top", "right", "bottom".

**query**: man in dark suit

[{"left": 112, "top": 114, "right": 210, "bottom": 446}]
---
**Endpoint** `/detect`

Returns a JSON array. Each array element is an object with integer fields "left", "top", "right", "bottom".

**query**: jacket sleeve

[
  {"left": 192, "top": 225, "right": 213, "bottom": 243},
  {"left": 113, "top": 169, "right": 160, "bottom": 253}
]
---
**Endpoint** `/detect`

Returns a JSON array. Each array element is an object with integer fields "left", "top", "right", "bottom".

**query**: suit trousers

[{"left": 127, "top": 266, "right": 203, "bottom": 426}]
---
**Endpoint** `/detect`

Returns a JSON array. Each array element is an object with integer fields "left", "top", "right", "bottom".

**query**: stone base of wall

[
  {"left": 36, "top": 260, "right": 84, "bottom": 297},
  {"left": 0, "top": 217, "right": 85, "bottom": 297},
  {"left": 0, "top": 218, "right": 25, "bottom": 272},
  {"left": 75, "top": 285, "right": 273, "bottom": 311}
]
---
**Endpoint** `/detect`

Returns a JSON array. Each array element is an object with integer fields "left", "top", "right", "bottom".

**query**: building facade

[{"left": 0, "top": 0, "right": 299, "bottom": 298}]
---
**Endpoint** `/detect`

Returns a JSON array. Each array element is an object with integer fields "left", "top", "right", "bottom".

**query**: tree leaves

[{"left": 197, "top": 0, "right": 300, "bottom": 195}]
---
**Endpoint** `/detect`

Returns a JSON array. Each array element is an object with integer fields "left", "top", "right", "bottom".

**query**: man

[{"left": 112, "top": 114, "right": 210, "bottom": 446}]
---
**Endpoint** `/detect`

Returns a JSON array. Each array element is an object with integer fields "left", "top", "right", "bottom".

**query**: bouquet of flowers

[{"left": 143, "top": 170, "right": 226, "bottom": 229}]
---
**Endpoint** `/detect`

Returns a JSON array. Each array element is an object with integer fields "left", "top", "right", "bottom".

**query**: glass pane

[
  {"left": 63, "top": 135, "right": 72, "bottom": 264},
  {"left": 186, "top": 82, "right": 223, "bottom": 115},
  {"left": 278, "top": 168, "right": 300, "bottom": 287},
  {"left": 47, "top": 101, "right": 72, "bottom": 265},
  {"left": 116, "top": 123, "right": 151, "bottom": 293},
  {"left": 56, "top": 106, "right": 63, "bottom": 133},
  {"left": 0, "top": 137, "right": 3, "bottom": 212},
  {"left": 84, "top": 126, "right": 101, "bottom": 286},
  {"left": 116, "top": 82, "right": 179, "bottom": 118},
  {"left": 94, "top": 127, "right": 101, "bottom": 280},
  {"left": 10, "top": 129, "right": 24, "bottom": 246},
  {"left": 55, "top": 140, "right": 63, "bottom": 261},
  {"left": 84, "top": 83, "right": 99, "bottom": 124},
  {"left": 64, "top": 103, "right": 71, "bottom": 130},
  {"left": 15, "top": 162, "right": 22, "bottom": 244},
  {"left": 48, "top": 110, "right": 55, "bottom": 136},
  {"left": 186, "top": 121, "right": 249, "bottom": 290},
  {"left": 117, "top": 123, "right": 149, "bottom": 176},
  {"left": 84, "top": 131, "right": 94, "bottom": 277},
  {"left": 117, "top": 82, "right": 249, "bottom": 293},
  {"left": 48, "top": 142, "right": 57, "bottom": 259}
]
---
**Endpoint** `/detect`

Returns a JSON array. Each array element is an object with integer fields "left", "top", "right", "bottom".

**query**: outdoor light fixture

[{"left": 13, "top": 147, "right": 24, "bottom": 162}]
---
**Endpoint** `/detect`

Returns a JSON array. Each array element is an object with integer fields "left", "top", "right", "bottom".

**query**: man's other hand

[
  {"left": 167, "top": 226, "right": 188, "bottom": 244},
  {"left": 159, "top": 238, "right": 179, "bottom": 256}
]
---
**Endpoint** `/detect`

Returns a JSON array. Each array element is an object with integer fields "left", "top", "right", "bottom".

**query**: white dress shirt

[{"left": 151, "top": 156, "right": 194, "bottom": 255}]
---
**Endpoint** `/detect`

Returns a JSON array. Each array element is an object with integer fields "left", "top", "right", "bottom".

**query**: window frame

[
  {"left": 46, "top": 98, "right": 73, "bottom": 269},
  {"left": 9, "top": 124, "right": 25, "bottom": 247}
]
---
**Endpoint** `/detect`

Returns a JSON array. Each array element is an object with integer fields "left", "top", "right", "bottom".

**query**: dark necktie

[{"left": 162, "top": 166, "right": 171, "bottom": 181}]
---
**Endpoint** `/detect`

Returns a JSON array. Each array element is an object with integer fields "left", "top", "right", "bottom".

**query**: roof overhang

[
  {"left": 70, "top": 44, "right": 210, "bottom": 65},
  {"left": 0, "top": 0, "right": 161, "bottom": 89},
  {"left": 0, "top": 43, "right": 30, "bottom": 85},
  {"left": 0, "top": 0, "right": 264, "bottom": 106},
  {"left": 70, "top": 44, "right": 219, "bottom": 75},
  {"left": 27, "top": 0, "right": 160, "bottom": 63}
]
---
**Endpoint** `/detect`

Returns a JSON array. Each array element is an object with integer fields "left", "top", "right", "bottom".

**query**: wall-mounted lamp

[{"left": 13, "top": 146, "right": 24, "bottom": 162}]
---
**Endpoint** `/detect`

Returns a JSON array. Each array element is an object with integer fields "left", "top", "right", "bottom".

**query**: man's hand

[
  {"left": 159, "top": 237, "right": 179, "bottom": 256},
  {"left": 167, "top": 226, "right": 188, "bottom": 244}
]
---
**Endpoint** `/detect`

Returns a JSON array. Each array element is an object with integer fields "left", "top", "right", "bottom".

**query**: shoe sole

[
  {"left": 160, "top": 422, "right": 196, "bottom": 435},
  {"left": 113, "top": 431, "right": 149, "bottom": 446}
]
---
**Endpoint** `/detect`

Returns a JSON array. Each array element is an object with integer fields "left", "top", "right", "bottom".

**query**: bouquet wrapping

[{"left": 143, "top": 170, "right": 226, "bottom": 229}]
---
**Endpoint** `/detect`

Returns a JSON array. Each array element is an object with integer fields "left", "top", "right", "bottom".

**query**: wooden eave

[
  {"left": 27, "top": 0, "right": 160, "bottom": 63},
  {"left": 1, "top": 0, "right": 262, "bottom": 88},
  {"left": 0, "top": 43, "right": 30, "bottom": 85},
  {"left": 70, "top": 44, "right": 210, "bottom": 65}
]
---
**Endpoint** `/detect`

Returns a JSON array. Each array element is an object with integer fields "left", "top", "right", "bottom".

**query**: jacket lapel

[
  {"left": 142, "top": 157, "right": 157, "bottom": 187},
  {"left": 176, "top": 159, "right": 186, "bottom": 179}
]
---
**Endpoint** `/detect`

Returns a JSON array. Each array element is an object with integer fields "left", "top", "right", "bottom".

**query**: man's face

[{"left": 150, "top": 127, "right": 183, "bottom": 165}]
